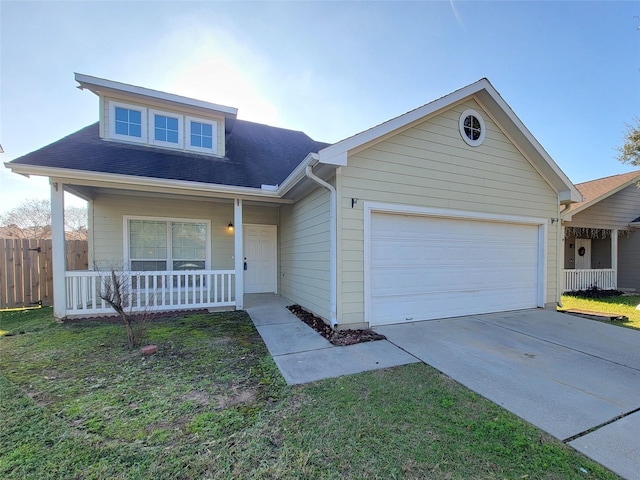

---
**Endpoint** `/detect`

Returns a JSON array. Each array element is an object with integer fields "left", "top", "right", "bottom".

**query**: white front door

[
  {"left": 575, "top": 238, "right": 591, "bottom": 269},
  {"left": 243, "top": 224, "right": 277, "bottom": 293}
]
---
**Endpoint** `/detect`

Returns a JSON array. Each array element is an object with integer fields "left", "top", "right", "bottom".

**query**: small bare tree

[
  {"left": 98, "top": 267, "right": 150, "bottom": 349},
  {"left": 0, "top": 198, "right": 88, "bottom": 240}
]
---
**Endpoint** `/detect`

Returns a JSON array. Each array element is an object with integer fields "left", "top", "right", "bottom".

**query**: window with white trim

[
  {"left": 459, "top": 109, "right": 486, "bottom": 147},
  {"left": 150, "top": 109, "right": 184, "bottom": 148},
  {"left": 186, "top": 116, "right": 218, "bottom": 154},
  {"left": 126, "top": 217, "right": 210, "bottom": 271},
  {"left": 109, "top": 102, "right": 147, "bottom": 143}
]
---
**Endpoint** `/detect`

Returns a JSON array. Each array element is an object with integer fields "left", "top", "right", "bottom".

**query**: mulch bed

[
  {"left": 563, "top": 288, "right": 624, "bottom": 299},
  {"left": 287, "top": 304, "right": 386, "bottom": 346}
]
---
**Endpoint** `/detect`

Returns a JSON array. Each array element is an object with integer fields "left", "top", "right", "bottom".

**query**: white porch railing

[
  {"left": 65, "top": 270, "right": 235, "bottom": 316},
  {"left": 563, "top": 269, "right": 616, "bottom": 292}
]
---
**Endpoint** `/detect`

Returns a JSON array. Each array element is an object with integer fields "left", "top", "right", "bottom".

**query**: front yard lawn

[
  {"left": 0, "top": 307, "right": 620, "bottom": 479},
  {"left": 561, "top": 294, "right": 640, "bottom": 330}
]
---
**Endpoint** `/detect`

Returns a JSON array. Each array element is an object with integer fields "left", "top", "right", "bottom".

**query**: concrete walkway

[{"left": 244, "top": 294, "right": 418, "bottom": 385}]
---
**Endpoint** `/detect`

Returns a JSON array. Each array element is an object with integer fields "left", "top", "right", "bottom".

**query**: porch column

[
  {"left": 234, "top": 198, "right": 243, "bottom": 309},
  {"left": 51, "top": 182, "right": 66, "bottom": 319},
  {"left": 611, "top": 229, "right": 618, "bottom": 289}
]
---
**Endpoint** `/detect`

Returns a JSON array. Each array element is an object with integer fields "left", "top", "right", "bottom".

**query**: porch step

[{"left": 559, "top": 308, "right": 627, "bottom": 322}]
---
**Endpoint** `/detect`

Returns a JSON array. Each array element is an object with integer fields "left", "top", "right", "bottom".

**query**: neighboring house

[
  {"left": 6, "top": 74, "right": 581, "bottom": 327},
  {"left": 561, "top": 171, "right": 640, "bottom": 293}
]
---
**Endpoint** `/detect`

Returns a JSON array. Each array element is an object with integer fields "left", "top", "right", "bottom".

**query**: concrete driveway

[{"left": 375, "top": 309, "right": 640, "bottom": 480}]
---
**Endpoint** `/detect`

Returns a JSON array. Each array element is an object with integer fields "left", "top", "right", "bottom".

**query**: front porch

[
  {"left": 562, "top": 226, "right": 626, "bottom": 292},
  {"left": 65, "top": 269, "right": 236, "bottom": 316}
]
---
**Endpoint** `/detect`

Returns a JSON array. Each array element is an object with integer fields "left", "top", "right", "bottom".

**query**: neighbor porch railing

[
  {"left": 65, "top": 270, "right": 235, "bottom": 316},
  {"left": 563, "top": 269, "right": 616, "bottom": 292}
]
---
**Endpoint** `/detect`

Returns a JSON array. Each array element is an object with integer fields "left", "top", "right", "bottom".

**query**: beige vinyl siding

[
  {"left": 279, "top": 186, "right": 331, "bottom": 322},
  {"left": 619, "top": 233, "right": 640, "bottom": 290},
  {"left": 101, "top": 93, "right": 226, "bottom": 156},
  {"left": 91, "top": 194, "right": 260, "bottom": 270},
  {"left": 338, "top": 100, "right": 559, "bottom": 325},
  {"left": 566, "top": 184, "right": 640, "bottom": 230},
  {"left": 243, "top": 205, "right": 279, "bottom": 225}
]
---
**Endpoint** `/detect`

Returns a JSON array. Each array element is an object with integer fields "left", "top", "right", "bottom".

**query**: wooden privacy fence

[{"left": 0, "top": 239, "right": 88, "bottom": 309}]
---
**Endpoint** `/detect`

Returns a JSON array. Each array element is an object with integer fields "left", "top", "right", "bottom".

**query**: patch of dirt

[
  {"left": 215, "top": 387, "right": 258, "bottom": 409},
  {"left": 184, "top": 390, "right": 212, "bottom": 407},
  {"left": 61, "top": 309, "right": 210, "bottom": 324},
  {"left": 287, "top": 304, "right": 386, "bottom": 346}
]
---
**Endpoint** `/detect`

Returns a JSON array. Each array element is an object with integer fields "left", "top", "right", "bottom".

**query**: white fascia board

[
  {"left": 317, "top": 79, "right": 492, "bottom": 165},
  {"left": 474, "top": 89, "right": 582, "bottom": 204},
  {"left": 75, "top": 73, "right": 238, "bottom": 118},
  {"left": 5, "top": 163, "right": 293, "bottom": 202}
]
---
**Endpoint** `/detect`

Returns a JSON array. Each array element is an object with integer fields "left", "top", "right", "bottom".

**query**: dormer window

[
  {"left": 106, "top": 100, "right": 219, "bottom": 154},
  {"left": 110, "top": 102, "right": 147, "bottom": 143},
  {"left": 186, "top": 117, "right": 217, "bottom": 154},
  {"left": 150, "top": 110, "right": 184, "bottom": 148}
]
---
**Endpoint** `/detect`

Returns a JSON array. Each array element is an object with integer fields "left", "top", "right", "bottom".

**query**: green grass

[
  {"left": 561, "top": 294, "right": 640, "bottom": 330},
  {"left": 0, "top": 308, "right": 621, "bottom": 479}
]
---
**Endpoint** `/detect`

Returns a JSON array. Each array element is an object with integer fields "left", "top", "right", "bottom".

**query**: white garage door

[{"left": 369, "top": 213, "right": 541, "bottom": 326}]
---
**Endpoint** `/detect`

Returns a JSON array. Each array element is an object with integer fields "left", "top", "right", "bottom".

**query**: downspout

[{"left": 305, "top": 164, "right": 338, "bottom": 328}]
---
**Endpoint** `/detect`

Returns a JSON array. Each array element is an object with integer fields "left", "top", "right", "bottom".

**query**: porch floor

[{"left": 243, "top": 294, "right": 418, "bottom": 385}]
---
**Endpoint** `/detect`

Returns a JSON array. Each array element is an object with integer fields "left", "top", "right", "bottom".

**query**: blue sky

[{"left": 1, "top": 1, "right": 638, "bottom": 213}]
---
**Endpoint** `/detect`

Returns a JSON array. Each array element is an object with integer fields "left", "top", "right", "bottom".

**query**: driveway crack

[{"left": 563, "top": 407, "right": 640, "bottom": 443}]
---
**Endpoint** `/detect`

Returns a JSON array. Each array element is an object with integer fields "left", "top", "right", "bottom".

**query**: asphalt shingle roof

[
  {"left": 9, "top": 120, "right": 330, "bottom": 189},
  {"left": 565, "top": 170, "right": 640, "bottom": 215}
]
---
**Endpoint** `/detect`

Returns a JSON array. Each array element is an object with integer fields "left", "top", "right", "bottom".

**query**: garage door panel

[{"left": 369, "top": 213, "right": 541, "bottom": 326}]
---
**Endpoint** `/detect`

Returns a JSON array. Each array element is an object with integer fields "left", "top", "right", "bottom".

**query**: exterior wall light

[{"left": 228, "top": 222, "right": 234, "bottom": 232}]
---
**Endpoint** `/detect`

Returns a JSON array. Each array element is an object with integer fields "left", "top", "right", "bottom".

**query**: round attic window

[{"left": 459, "top": 109, "right": 486, "bottom": 147}]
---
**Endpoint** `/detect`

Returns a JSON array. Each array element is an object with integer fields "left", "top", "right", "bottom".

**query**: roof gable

[
  {"left": 562, "top": 170, "right": 640, "bottom": 218},
  {"left": 317, "top": 78, "right": 581, "bottom": 204},
  {"left": 75, "top": 73, "right": 238, "bottom": 119}
]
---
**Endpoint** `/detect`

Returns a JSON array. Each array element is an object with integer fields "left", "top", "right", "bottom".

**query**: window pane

[
  {"left": 167, "top": 130, "right": 178, "bottom": 143},
  {"left": 115, "top": 121, "right": 128, "bottom": 135},
  {"left": 202, "top": 137, "right": 212, "bottom": 149},
  {"left": 131, "top": 260, "right": 167, "bottom": 271},
  {"left": 167, "top": 117, "right": 178, "bottom": 130},
  {"left": 115, "top": 107, "right": 128, "bottom": 122},
  {"left": 129, "top": 124, "right": 141, "bottom": 137},
  {"left": 130, "top": 110, "right": 141, "bottom": 125},
  {"left": 173, "top": 260, "right": 205, "bottom": 271},
  {"left": 191, "top": 122, "right": 201, "bottom": 135},
  {"left": 172, "top": 222, "right": 206, "bottom": 260},
  {"left": 130, "top": 220, "right": 167, "bottom": 259},
  {"left": 155, "top": 127, "right": 166, "bottom": 141},
  {"left": 155, "top": 115, "right": 166, "bottom": 128},
  {"left": 191, "top": 133, "right": 201, "bottom": 147},
  {"left": 202, "top": 124, "right": 213, "bottom": 136}
]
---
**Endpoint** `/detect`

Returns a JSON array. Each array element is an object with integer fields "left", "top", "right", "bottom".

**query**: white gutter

[{"left": 305, "top": 164, "right": 338, "bottom": 328}]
